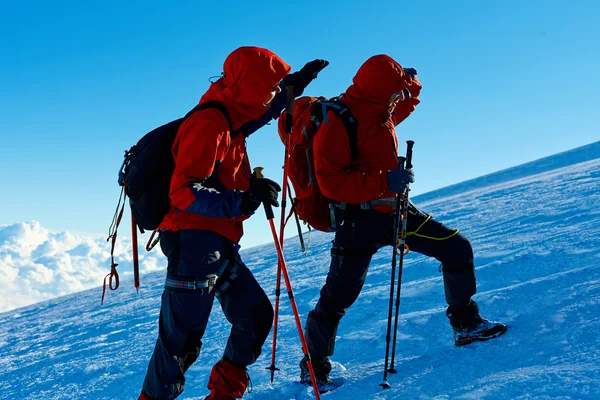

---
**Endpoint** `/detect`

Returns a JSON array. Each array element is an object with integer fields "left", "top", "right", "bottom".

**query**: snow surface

[{"left": 1, "top": 143, "right": 599, "bottom": 399}]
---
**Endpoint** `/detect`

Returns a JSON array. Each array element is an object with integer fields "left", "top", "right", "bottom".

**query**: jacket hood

[
  {"left": 201, "top": 46, "right": 291, "bottom": 126},
  {"left": 343, "top": 54, "right": 414, "bottom": 119}
]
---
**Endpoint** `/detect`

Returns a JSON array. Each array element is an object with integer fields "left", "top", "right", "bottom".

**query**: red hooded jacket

[
  {"left": 313, "top": 55, "right": 421, "bottom": 210},
  {"left": 159, "top": 47, "right": 291, "bottom": 242}
]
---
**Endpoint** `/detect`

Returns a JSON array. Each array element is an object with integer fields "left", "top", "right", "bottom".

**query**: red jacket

[
  {"left": 159, "top": 47, "right": 291, "bottom": 242},
  {"left": 313, "top": 54, "right": 421, "bottom": 209}
]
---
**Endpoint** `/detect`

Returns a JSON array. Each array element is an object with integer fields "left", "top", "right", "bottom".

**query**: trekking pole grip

[
  {"left": 264, "top": 203, "right": 275, "bottom": 220},
  {"left": 254, "top": 167, "right": 276, "bottom": 220},
  {"left": 398, "top": 156, "right": 406, "bottom": 170},
  {"left": 405, "top": 140, "right": 414, "bottom": 169}
]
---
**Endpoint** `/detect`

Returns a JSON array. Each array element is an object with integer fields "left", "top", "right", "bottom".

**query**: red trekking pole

[
  {"left": 267, "top": 86, "right": 295, "bottom": 382},
  {"left": 256, "top": 167, "right": 321, "bottom": 400}
]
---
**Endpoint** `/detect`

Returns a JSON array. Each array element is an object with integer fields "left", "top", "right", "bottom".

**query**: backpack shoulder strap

[
  {"left": 318, "top": 98, "right": 359, "bottom": 160},
  {"left": 185, "top": 101, "right": 239, "bottom": 139}
]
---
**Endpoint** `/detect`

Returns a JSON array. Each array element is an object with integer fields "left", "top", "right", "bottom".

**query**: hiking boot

[
  {"left": 452, "top": 317, "right": 507, "bottom": 346},
  {"left": 205, "top": 359, "right": 249, "bottom": 399},
  {"left": 447, "top": 300, "right": 507, "bottom": 346},
  {"left": 299, "top": 355, "right": 332, "bottom": 386}
]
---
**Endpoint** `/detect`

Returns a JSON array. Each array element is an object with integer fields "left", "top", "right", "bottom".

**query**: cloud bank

[{"left": 0, "top": 221, "right": 164, "bottom": 313}]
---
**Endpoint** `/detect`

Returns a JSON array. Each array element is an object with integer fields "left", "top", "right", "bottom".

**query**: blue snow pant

[
  {"left": 141, "top": 230, "right": 273, "bottom": 400},
  {"left": 304, "top": 203, "right": 476, "bottom": 358}
]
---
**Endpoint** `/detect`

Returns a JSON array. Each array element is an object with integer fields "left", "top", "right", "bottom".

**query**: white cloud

[{"left": 0, "top": 221, "right": 165, "bottom": 313}]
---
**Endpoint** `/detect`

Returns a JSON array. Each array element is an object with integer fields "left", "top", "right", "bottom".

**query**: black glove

[
  {"left": 299, "top": 59, "right": 330, "bottom": 80},
  {"left": 403, "top": 67, "right": 418, "bottom": 79},
  {"left": 285, "top": 59, "right": 329, "bottom": 96},
  {"left": 386, "top": 167, "right": 415, "bottom": 193},
  {"left": 240, "top": 178, "right": 282, "bottom": 215}
]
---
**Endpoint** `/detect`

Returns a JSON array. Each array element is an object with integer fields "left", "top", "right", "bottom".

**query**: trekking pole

[
  {"left": 288, "top": 185, "right": 306, "bottom": 253},
  {"left": 380, "top": 140, "right": 414, "bottom": 389},
  {"left": 388, "top": 140, "right": 414, "bottom": 373},
  {"left": 267, "top": 86, "right": 295, "bottom": 382},
  {"left": 256, "top": 167, "right": 321, "bottom": 400}
]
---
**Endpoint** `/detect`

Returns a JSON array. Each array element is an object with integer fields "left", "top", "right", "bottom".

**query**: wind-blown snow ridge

[
  {"left": 415, "top": 140, "right": 600, "bottom": 204},
  {"left": 0, "top": 144, "right": 599, "bottom": 399}
]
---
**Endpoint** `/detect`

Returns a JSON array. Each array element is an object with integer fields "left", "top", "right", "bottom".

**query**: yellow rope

[
  {"left": 404, "top": 215, "right": 460, "bottom": 241},
  {"left": 409, "top": 230, "right": 460, "bottom": 241},
  {"left": 406, "top": 215, "right": 431, "bottom": 236}
]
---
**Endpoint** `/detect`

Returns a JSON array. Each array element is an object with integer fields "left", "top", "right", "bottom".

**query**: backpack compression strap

[{"left": 317, "top": 99, "right": 359, "bottom": 160}]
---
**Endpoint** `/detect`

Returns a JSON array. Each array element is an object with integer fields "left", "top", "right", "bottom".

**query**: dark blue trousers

[
  {"left": 141, "top": 230, "right": 273, "bottom": 400},
  {"left": 305, "top": 203, "right": 476, "bottom": 358}
]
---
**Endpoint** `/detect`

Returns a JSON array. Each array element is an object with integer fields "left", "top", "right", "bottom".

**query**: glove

[
  {"left": 386, "top": 167, "right": 414, "bottom": 193},
  {"left": 240, "top": 178, "right": 282, "bottom": 215},
  {"left": 403, "top": 67, "right": 418, "bottom": 79},
  {"left": 299, "top": 59, "right": 330, "bottom": 80},
  {"left": 285, "top": 59, "right": 329, "bottom": 96}
]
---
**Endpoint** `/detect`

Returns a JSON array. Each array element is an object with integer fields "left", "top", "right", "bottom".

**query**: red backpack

[{"left": 278, "top": 96, "right": 358, "bottom": 232}]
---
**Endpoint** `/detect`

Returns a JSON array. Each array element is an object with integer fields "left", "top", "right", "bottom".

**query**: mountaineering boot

[
  {"left": 205, "top": 359, "right": 249, "bottom": 399},
  {"left": 300, "top": 354, "right": 333, "bottom": 386},
  {"left": 447, "top": 300, "right": 507, "bottom": 346}
]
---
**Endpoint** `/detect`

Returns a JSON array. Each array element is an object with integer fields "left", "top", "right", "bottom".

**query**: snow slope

[{"left": 1, "top": 142, "right": 599, "bottom": 399}]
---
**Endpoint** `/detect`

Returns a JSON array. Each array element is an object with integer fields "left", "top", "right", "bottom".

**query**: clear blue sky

[{"left": 1, "top": 0, "right": 598, "bottom": 249}]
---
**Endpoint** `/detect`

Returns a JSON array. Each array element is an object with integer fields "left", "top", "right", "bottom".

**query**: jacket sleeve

[
  {"left": 238, "top": 78, "right": 292, "bottom": 136},
  {"left": 392, "top": 76, "right": 422, "bottom": 126},
  {"left": 313, "top": 114, "right": 388, "bottom": 204},
  {"left": 170, "top": 113, "right": 244, "bottom": 218},
  {"left": 238, "top": 71, "right": 314, "bottom": 137}
]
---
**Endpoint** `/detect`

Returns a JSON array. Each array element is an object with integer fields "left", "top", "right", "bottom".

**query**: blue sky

[{"left": 0, "top": 0, "right": 598, "bottom": 249}]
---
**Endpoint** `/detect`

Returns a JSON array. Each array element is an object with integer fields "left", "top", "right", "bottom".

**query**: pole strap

[{"left": 102, "top": 186, "right": 126, "bottom": 304}]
